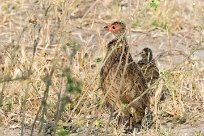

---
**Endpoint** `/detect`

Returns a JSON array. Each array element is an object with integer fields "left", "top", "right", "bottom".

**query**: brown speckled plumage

[
  {"left": 138, "top": 48, "right": 159, "bottom": 86},
  {"left": 100, "top": 22, "right": 149, "bottom": 124}
]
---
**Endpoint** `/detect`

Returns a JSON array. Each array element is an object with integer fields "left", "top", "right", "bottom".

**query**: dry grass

[{"left": 0, "top": 0, "right": 204, "bottom": 135}]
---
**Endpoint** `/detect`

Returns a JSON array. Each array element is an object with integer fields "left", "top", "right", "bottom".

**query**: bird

[
  {"left": 137, "top": 48, "right": 160, "bottom": 86},
  {"left": 100, "top": 21, "right": 149, "bottom": 130},
  {"left": 137, "top": 48, "right": 160, "bottom": 128}
]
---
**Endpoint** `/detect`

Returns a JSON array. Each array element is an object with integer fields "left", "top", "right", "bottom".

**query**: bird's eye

[{"left": 112, "top": 26, "right": 116, "bottom": 29}]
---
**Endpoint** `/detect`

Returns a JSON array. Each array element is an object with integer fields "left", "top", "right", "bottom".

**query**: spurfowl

[
  {"left": 100, "top": 21, "right": 149, "bottom": 129},
  {"left": 138, "top": 48, "right": 159, "bottom": 86}
]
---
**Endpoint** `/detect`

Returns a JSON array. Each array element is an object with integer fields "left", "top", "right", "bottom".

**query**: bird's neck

[
  {"left": 107, "top": 35, "right": 127, "bottom": 49},
  {"left": 106, "top": 36, "right": 133, "bottom": 62}
]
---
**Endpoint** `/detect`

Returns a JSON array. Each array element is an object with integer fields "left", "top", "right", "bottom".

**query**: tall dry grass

[{"left": 0, "top": 0, "right": 204, "bottom": 135}]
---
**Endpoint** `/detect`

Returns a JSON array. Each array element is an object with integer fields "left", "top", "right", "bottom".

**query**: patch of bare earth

[
  {"left": 0, "top": 0, "right": 204, "bottom": 135},
  {"left": 0, "top": 127, "right": 37, "bottom": 136}
]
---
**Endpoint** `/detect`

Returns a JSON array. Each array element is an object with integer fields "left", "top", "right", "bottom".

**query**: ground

[{"left": 0, "top": 0, "right": 204, "bottom": 135}]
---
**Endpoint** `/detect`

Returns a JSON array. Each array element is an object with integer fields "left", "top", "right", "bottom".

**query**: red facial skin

[{"left": 104, "top": 24, "right": 120, "bottom": 33}]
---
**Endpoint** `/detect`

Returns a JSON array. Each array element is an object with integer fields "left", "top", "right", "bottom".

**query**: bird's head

[
  {"left": 140, "top": 48, "right": 153, "bottom": 61},
  {"left": 104, "top": 21, "right": 126, "bottom": 37}
]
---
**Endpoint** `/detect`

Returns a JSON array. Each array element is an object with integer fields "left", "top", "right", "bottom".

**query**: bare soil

[{"left": 0, "top": 0, "right": 204, "bottom": 136}]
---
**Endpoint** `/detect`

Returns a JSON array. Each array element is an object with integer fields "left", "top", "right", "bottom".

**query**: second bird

[{"left": 138, "top": 48, "right": 160, "bottom": 86}]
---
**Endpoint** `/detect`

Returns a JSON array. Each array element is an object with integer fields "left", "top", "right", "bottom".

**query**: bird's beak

[
  {"left": 104, "top": 25, "right": 111, "bottom": 31},
  {"left": 138, "top": 51, "right": 143, "bottom": 55},
  {"left": 135, "top": 51, "right": 144, "bottom": 57}
]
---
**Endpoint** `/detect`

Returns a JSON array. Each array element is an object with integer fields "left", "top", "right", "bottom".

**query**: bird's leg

[
  {"left": 128, "top": 114, "right": 133, "bottom": 131},
  {"left": 124, "top": 114, "right": 133, "bottom": 133},
  {"left": 105, "top": 105, "right": 114, "bottom": 135},
  {"left": 142, "top": 108, "right": 153, "bottom": 130},
  {"left": 110, "top": 105, "right": 114, "bottom": 117},
  {"left": 117, "top": 112, "right": 123, "bottom": 125}
]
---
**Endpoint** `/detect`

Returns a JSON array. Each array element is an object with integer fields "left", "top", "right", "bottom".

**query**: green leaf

[
  {"left": 93, "top": 119, "right": 103, "bottom": 127},
  {"left": 96, "top": 57, "right": 102, "bottom": 63},
  {"left": 149, "top": 0, "right": 160, "bottom": 11},
  {"left": 56, "top": 128, "right": 70, "bottom": 136}
]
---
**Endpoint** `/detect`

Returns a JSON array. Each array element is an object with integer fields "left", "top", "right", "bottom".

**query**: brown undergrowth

[{"left": 0, "top": 0, "right": 204, "bottom": 135}]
